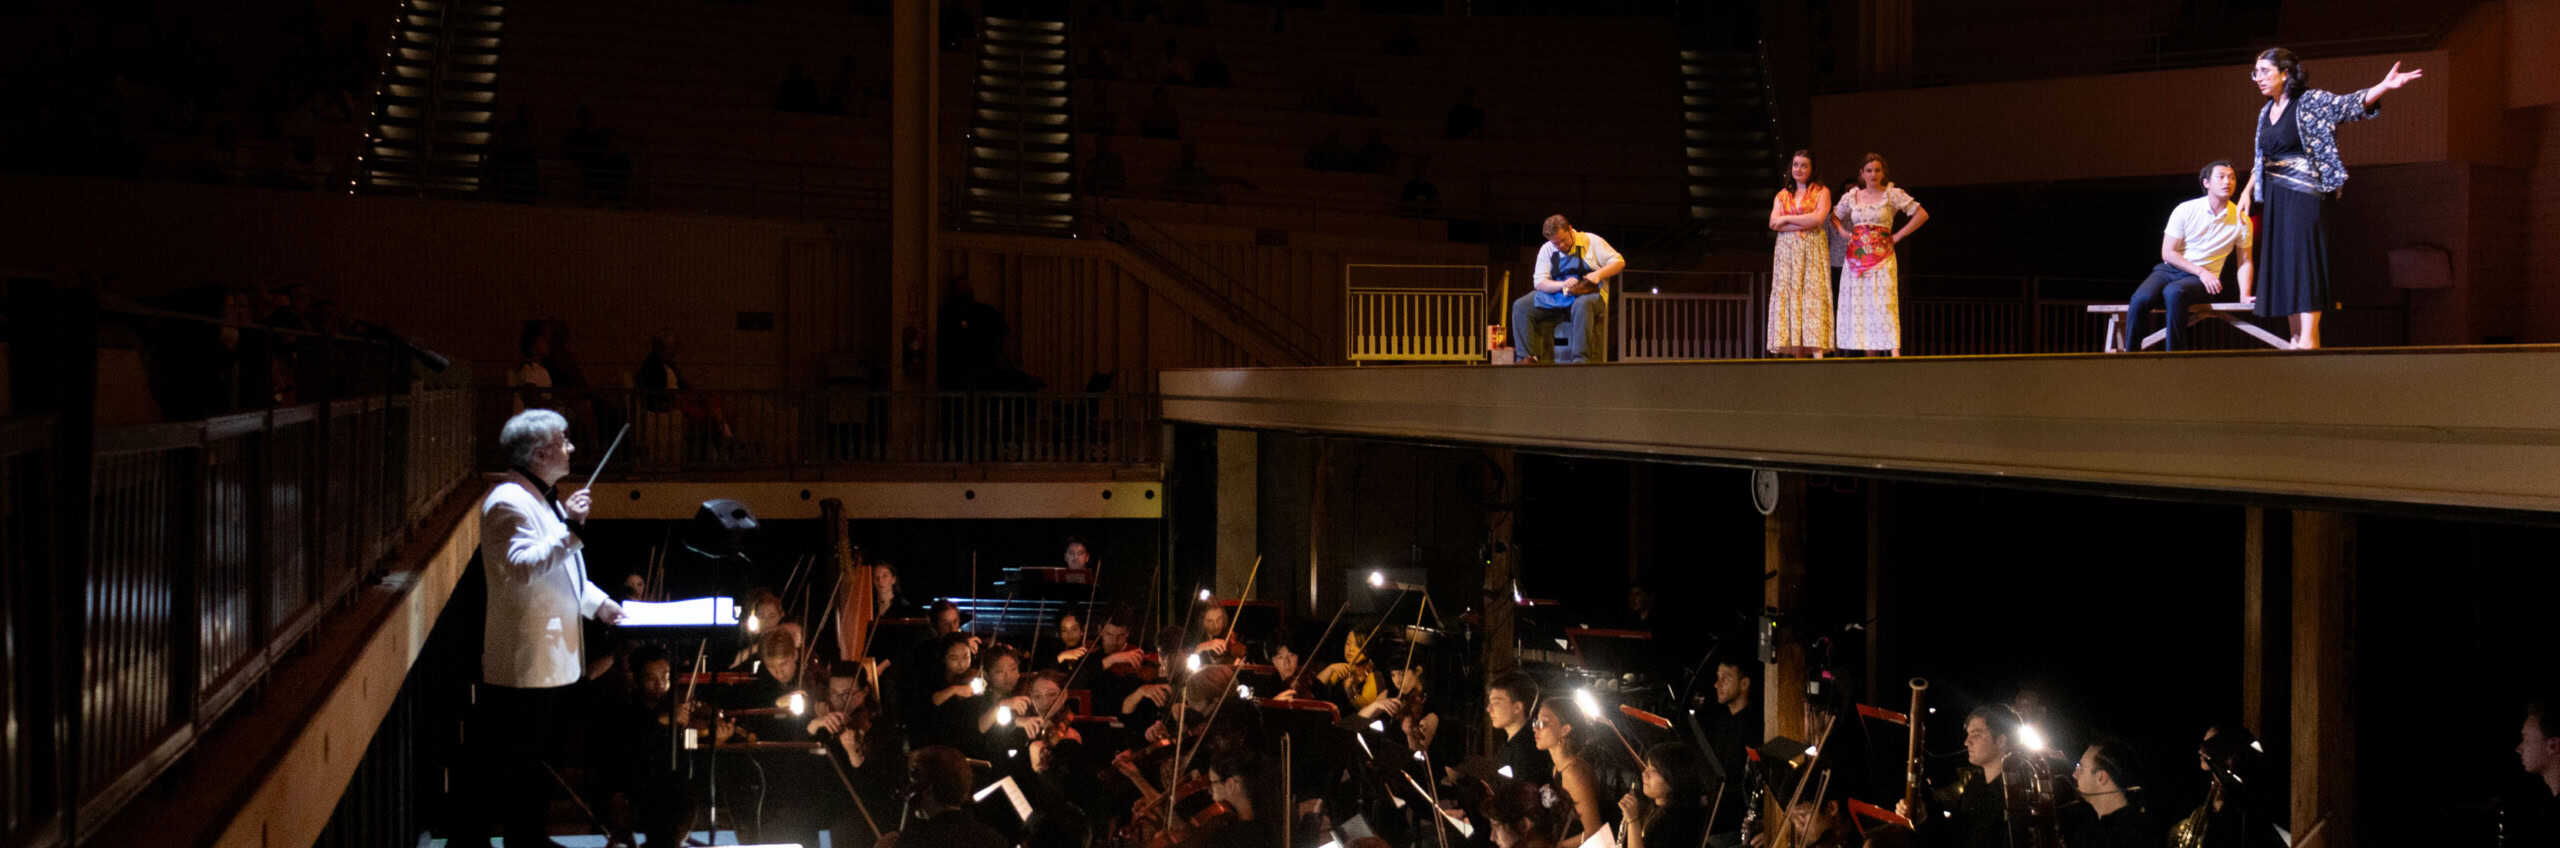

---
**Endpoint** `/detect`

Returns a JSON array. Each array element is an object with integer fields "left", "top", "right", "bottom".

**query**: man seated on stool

[
  {"left": 1511, "top": 214, "right": 1625, "bottom": 363},
  {"left": 2125, "top": 160, "right": 2253, "bottom": 351}
]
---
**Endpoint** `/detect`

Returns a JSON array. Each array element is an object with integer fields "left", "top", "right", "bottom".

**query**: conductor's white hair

[{"left": 500, "top": 409, "right": 569, "bottom": 469}]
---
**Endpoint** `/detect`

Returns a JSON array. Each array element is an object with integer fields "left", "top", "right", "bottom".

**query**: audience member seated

[{"left": 1139, "top": 87, "right": 1182, "bottom": 140}]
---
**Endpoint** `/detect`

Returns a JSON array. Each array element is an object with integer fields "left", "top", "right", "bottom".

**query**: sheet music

[
  {"left": 617, "top": 596, "right": 740, "bottom": 628},
  {"left": 973, "top": 776, "right": 1035, "bottom": 820}
]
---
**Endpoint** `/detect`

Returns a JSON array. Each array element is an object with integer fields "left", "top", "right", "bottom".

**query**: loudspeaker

[{"left": 685, "top": 498, "right": 758, "bottom": 558}]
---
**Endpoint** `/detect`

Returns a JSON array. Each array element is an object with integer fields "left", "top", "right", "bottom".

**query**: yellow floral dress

[{"left": 1767, "top": 186, "right": 1832, "bottom": 354}]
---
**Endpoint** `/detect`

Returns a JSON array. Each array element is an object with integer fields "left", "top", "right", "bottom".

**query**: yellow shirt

[{"left": 1317, "top": 662, "right": 1381, "bottom": 709}]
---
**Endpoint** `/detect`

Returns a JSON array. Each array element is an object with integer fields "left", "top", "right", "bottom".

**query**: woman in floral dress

[
  {"left": 1829, "top": 153, "right": 1928, "bottom": 356},
  {"left": 1766, "top": 150, "right": 1832, "bottom": 358}
]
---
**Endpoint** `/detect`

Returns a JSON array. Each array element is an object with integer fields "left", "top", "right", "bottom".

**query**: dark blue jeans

[
  {"left": 1509, "top": 291, "right": 1601, "bottom": 363},
  {"left": 2126, "top": 262, "right": 2213, "bottom": 351}
]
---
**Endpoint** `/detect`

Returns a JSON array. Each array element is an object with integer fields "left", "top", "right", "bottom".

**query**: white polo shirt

[{"left": 2165, "top": 197, "right": 2250, "bottom": 277}]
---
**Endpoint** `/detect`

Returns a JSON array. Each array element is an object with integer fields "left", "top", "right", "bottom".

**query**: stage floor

[{"left": 1163, "top": 345, "right": 2560, "bottom": 515}]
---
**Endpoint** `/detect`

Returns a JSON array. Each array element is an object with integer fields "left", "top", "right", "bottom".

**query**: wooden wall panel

[{"left": 0, "top": 175, "right": 841, "bottom": 390}]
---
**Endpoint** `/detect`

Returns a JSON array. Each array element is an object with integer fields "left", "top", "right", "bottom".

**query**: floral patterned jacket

[{"left": 2251, "top": 85, "right": 2382, "bottom": 200}]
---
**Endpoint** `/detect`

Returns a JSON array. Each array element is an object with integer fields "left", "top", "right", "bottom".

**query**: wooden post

[
  {"left": 1626, "top": 464, "right": 1654, "bottom": 586},
  {"left": 1215, "top": 430, "right": 1259, "bottom": 599},
  {"left": 1306, "top": 440, "right": 1331, "bottom": 615},
  {"left": 2290, "top": 509, "right": 2354, "bottom": 848},
  {"left": 887, "top": 0, "right": 939, "bottom": 398},
  {"left": 1864, "top": 481, "right": 1891, "bottom": 707},
  {"left": 2242, "top": 507, "right": 2290, "bottom": 748},
  {"left": 1764, "top": 473, "right": 1807, "bottom": 743},
  {"left": 1480, "top": 447, "right": 1519, "bottom": 755}
]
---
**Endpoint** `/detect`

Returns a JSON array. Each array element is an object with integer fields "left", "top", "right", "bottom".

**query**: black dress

[{"left": 2254, "top": 100, "right": 2329, "bottom": 318}]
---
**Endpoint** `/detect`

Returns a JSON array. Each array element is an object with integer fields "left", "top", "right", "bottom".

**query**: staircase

[
  {"left": 359, "top": 0, "right": 505, "bottom": 194},
  {"left": 963, "top": 14, "right": 1076, "bottom": 233},
  {"left": 1679, "top": 49, "right": 1780, "bottom": 250}
]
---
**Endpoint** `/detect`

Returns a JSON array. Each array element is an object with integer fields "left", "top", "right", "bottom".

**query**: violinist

[
  {"left": 898, "top": 602, "right": 976, "bottom": 727},
  {"left": 1023, "top": 671, "right": 1085, "bottom": 776},
  {"left": 604, "top": 644, "right": 697, "bottom": 848},
  {"left": 1617, "top": 742, "right": 1708, "bottom": 848},
  {"left": 1185, "top": 747, "right": 1283, "bottom": 848},
  {"left": 1898, "top": 704, "right": 2020, "bottom": 848},
  {"left": 2063, "top": 739, "right": 2161, "bottom": 848},
  {"left": 1315, "top": 631, "right": 1385, "bottom": 713},
  {"left": 1038, "top": 610, "right": 1089, "bottom": 674},
  {"left": 1193, "top": 603, "right": 1247, "bottom": 661},
  {"left": 915, "top": 632, "right": 983, "bottom": 749},
  {"left": 727, "top": 628, "right": 811, "bottom": 741}
]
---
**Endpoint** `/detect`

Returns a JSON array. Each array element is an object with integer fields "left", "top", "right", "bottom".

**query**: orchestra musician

[
  {"left": 2514, "top": 693, "right": 2560, "bottom": 847},
  {"left": 2172, "top": 725, "right": 2285, "bottom": 848},
  {"left": 910, "top": 632, "right": 980, "bottom": 748},
  {"left": 1533, "top": 697, "right": 1610, "bottom": 848},
  {"left": 1193, "top": 602, "right": 1246, "bottom": 661},
  {"left": 1705, "top": 658, "right": 1762, "bottom": 840},
  {"left": 602, "top": 644, "right": 696, "bottom": 848},
  {"left": 1315, "top": 631, "right": 1386, "bottom": 713},
  {"left": 1485, "top": 778, "right": 1562, "bottom": 848},
  {"left": 1897, "top": 704, "right": 2022, "bottom": 848},
  {"left": 1038, "top": 609, "right": 1089, "bottom": 674},
  {"left": 2063, "top": 739, "right": 2161, "bottom": 848},
  {"left": 1617, "top": 742, "right": 1709, "bottom": 848},
  {"left": 1483, "top": 672, "right": 1552, "bottom": 787}
]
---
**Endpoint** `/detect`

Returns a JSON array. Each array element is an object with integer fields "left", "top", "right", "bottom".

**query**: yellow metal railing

[{"left": 1344, "top": 264, "right": 1494, "bottom": 364}]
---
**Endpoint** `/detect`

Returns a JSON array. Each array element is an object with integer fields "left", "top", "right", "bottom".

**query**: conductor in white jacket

[{"left": 479, "top": 408, "right": 624, "bottom": 844}]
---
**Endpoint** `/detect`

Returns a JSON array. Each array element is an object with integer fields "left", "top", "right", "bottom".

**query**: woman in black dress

[{"left": 2240, "top": 47, "right": 2423, "bottom": 349}]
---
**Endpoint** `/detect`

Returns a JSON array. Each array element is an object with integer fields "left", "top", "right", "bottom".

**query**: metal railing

[
  {"left": 481, "top": 387, "right": 1162, "bottom": 475},
  {"left": 1, "top": 286, "right": 478, "bottom": 848},
  {"left": 1616, "top": 270, "right": 1766, "bottom": 360},
  {"left": 1344, "top": 264, "right": 1494, "bottom": 364}
]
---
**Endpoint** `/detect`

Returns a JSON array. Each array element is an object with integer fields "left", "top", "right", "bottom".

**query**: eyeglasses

[{"left": 2249, "top": 67, "right": 2279, "bottom": 80}]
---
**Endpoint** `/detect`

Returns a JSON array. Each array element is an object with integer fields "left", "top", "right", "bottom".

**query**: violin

[{"left": 674, "top": 671, "right": 759, "bottom": 686}]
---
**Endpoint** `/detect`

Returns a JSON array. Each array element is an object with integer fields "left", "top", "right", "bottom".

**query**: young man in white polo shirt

[{"left": 2125, "top": 160, "right": 2255, "bottom": 351}]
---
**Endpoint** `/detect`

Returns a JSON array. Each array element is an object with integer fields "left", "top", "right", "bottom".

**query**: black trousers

[
  {"left": 2126, "top": 262, "right": 2213, "bottom": 351},
  {"left": 476, "top": 682, "right": 575, "bottom": 844}
]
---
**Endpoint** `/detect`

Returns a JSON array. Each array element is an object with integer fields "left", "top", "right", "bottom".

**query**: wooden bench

[{"left": 2087, "top": 301, "right": 2294, "bottom": 352}]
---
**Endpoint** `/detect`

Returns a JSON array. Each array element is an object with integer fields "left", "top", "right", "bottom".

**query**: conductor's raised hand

[{"left": 565, "top": 487, "right": 593, "bottom": 522}]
